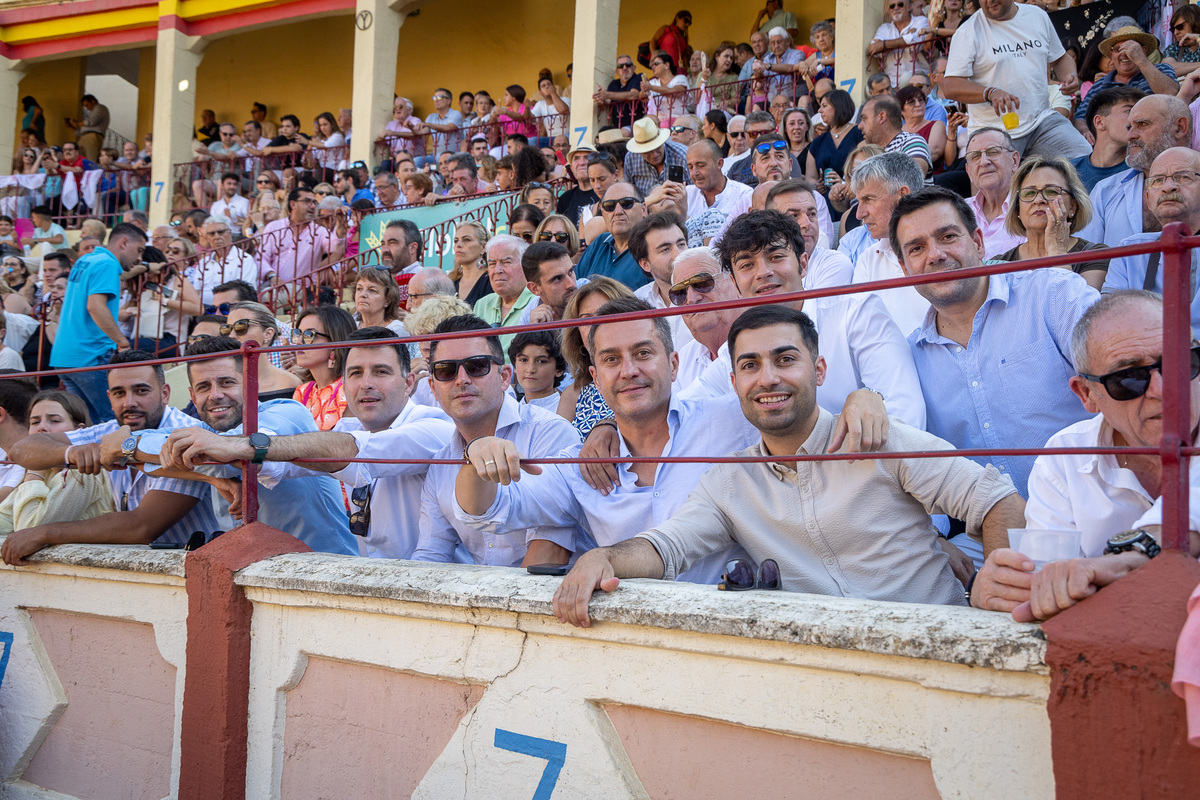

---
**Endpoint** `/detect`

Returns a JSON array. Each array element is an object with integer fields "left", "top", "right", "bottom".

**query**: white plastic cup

[{"left": 1008, "top": 528, "right": 1082, "bottom": 571}]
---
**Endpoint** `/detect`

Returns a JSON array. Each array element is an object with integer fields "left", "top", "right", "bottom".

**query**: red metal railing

[{"left": 373, "top": 113, "right": 570, "bottom": 165}]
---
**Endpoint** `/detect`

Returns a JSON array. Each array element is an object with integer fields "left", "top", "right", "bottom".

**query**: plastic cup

[
  {"left": 1008, "top": 529, "right": 1081, "bottom": 571},
  {"left": 1001, "top": 111, "right": 1019, "bottom": 130}
]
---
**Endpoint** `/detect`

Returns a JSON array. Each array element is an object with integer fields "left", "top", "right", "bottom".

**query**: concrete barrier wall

[
  {"left": 236, "top": 555, "right": 1054, "bottom": 800},
  {"left": 0, "top": 547, "right": 189, "bottom": 800}
]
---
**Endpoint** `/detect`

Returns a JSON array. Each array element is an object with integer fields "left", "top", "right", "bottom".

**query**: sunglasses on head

[
  {"left": 1078, "top": 345, "right": 1200, "bottom": 401},
  {"left": 204, "top": 303, "right": 231, "bottom": 315},
  {"left": 755, "top": 139, "right": 789, "bottom": 154},
  {"left": 289, "top": 328, "right": 330, "bottom": 345},
  {"left": 219, "top": 320, "right": 254, "bottom": 336},
  {"left": 537, "top": 231, "right": 571, "bottom": 244},
  {"left": 431, "top": 354, "right": 503, "bottom": 382},
  {"left": 600, "top": 197, "right": 638, "bottom": 212},
  {"left": 718, "top": 558, "right": 780, "bottom": 591},
  {"left": 349, "top": 482, "right": 373, "bottom": 537},
  {"left": 669, "top": 272, "right": 718, "bottom": 305},
  {"left": 352, "top": 161, "right": 368, "bottom": 169}
]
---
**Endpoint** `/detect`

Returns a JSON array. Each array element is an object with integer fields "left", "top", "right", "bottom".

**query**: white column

[
  {"left": 0, "top": 57, "right": 27, "bottom": 171},
  {"left": 836, "top": 0, "right": 885, "bottom": 106},
  {"left": 350, "top": 0, "right": 405, "bottom": 166},
  {"left": 570, "top": 0, "right": 621, "bottom": 148},
  {"left": 149, "top": 26, "right": 206, "bottom": 227}
]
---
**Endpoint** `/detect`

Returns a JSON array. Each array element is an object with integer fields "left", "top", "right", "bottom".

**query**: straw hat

[
  {"left": 567, "top": 142, "right": 596, "bottom": 160},
  {"left": 596, "top": 128, "right": 630, "bottom": 145},
  {"left": 625, "top": 117, "right": 670, "bottom": 153},
  {"left": 1099, "top": 26, "right": 1159, "bottom": 58}
]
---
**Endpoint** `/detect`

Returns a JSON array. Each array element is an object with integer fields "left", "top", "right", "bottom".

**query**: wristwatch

[
  {"left": 248, "top": 432, "right": 270, "bottom": 465},
  {"left": 120, "top": 435, "right": 139, "bottom": 466},
  {"left": 1104, "top": 529, "right": 1162, "bottom": 559}
]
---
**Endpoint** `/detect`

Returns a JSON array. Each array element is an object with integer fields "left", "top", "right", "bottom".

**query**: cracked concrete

[{"left": 0, "top": 539, "right": 187, "bottom": 577}]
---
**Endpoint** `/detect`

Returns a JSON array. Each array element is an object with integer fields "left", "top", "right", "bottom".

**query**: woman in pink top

[
  {"left": 498, "top": 85, "right": 539, "bottom": 141},
  {"left": 379, "top": 97, "right": 427, "bottom": 160}
]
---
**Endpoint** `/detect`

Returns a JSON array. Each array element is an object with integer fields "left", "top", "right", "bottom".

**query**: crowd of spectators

[{"left": 0, "top": 0, "right": 1198, "bottom": 633}]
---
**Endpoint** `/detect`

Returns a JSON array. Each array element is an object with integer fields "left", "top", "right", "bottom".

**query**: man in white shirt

[
  {"left": 532, "top": 77, "right": 571, "bottom": 140},
  {"left": 869, "top": 0, "right": 932, "bottom": 86},
  {"left": 970, "top": 291, "right": 1200, "bottom": 621},
  {"left": 628, "top": 212, "right": 696, "bottom": 353},
  {"left": 683, "top": 139, "right": 752, "bottom": 247},
  {"left": 847, "top": 152, "right": 931, "bottom": 336},
  {"left": 942, "top": 0, "right": 1088, "bottom": 159},
  {"left": 209, "top": 172, "right": 250, "bottom": 228},
  {"left": 764, "top": 179, "right": 853, "bottom": 290},
  {"left": 194, "top": 215, "right": 258, "bottom": 304},
  {"left": 669, "top": 248, "right": 744, "bottom": 391},
  {"left": 963, "top": 128, "right": 1025, "bottom": 258}
]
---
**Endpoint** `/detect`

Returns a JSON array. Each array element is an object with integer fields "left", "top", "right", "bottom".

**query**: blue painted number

[
  {"left": 494, "top": 728, "right": 567, "bottom": 800},
  {"left": 574, "top": 126, "right": 589, "bottom": 148},
  {"left": 839, "top": 78, "right": 856, "bottom": 95},
  {"left": 154, "top": 181, "right": 164, "bottom": 203},
  {"left": 0, "top": 631, "right": 12, "bottom": 692}
]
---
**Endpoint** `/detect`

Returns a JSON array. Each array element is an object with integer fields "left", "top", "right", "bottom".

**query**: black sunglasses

[
  {"left": 219, "top": 320, "right": 255, "bottom": 336},
  {"left": 1078, "top": 345, "right": 1200, "bottom": 402},
  {"left": 204, "top": 303, "right": 232, "bottom": 315},
  {"left": 670, "top": 125, "right": 695, "bottom": 134},
  {"left": 755, "top": 140, "right": 789, "bottom": 154},
  {"left": 349, "top": 482, "right": 373, "bottom": 537},
  {"left": 718, "top": 558, "right": 781, "bottom": 591},
  {"left": 600, "top": 197, "right": 638, "bottom": 212},
  {"left": 187, "top": 333, "right": 216, "bottom": 345},
  {"left": 431, "top": 354, "right": 503, "bottom": 382},
  {"left": 290, "top": 328, "right": 331, "bottom": 345},
  {"left": 617, "top": 62, "right": 634, "bottom": 69},
  {"left": 537, "top": 231, "right": 571, "bottom": 244},
  {"left": 728, "top": 130, "right": 746, "bottom": 138},
  {"left": 669, "top": 272, "right": 718, "bottom": 305}
]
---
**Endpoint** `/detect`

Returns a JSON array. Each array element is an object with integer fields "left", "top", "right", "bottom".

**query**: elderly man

[
  {"left": 627, "top": 212, "right": 696, "bottom": 353},
  {"left": 373, "top": 171, "right": 403, "bottom": 209},
  {"left": 258, "top": 188, "right": 343, "bottom": 288},
  {"left": 669, "top": 248, "right": 745, "bottom": 389},
  {"left": 670, "top": 115, "right": 701, "bottom": 147},
  {"left": 424, "top": 88, "right": 464, "bottom": 158},
  {"left": 683, "top": 139, "right": 752, "bottom": 247},
  {"left": 869, "top": 0, "right": 931, "bottom": 87},
  {"left": 754, "top": 27, "right": 806, "bottom": 103},
  {"left": 1074, "top": 26, "right": 1179, "bottom": 139},
  {"left": 943, "top": 0, "right": 1087, "bottom": 159},
  {"left": 380, "top": 219, "right": 423, "bottom": 277},
  {"left": 1104, "top": 147, "right": 1200, "bottom": 332},
  {"left": 66, "top": 93, "right": 110, "bottom": 162},
  {"left": 595, "top": 55, "right": 646, "bottom": 130},
  {"left": 624, "top": 117, "right": 690, "bottom": 197},
  {"left": 963, "top": 128, "right": 1025, "bottom": 258},
  {"left": 970, "top": 291, "right": 1200, "bottom": 620},
  {"left": 474, "top": 234, "right": 537, "bottom": 353},
  {"left": 194, "top": 215, "right": 258, "bottom": 304},
  {"left": 739, "top": 30, "right": 770, "bottom": 81},
  {"left": 576, "top": 182, "right": 650, "bottom": 289},
  {"left": 550, "top": 303, "right": 1025, "bottom": 627},
  {"left": 859, "top": 94, "right": 931, "bottom": 176},
  {"left": 406, "top": 267, "right": 455, "bottom": 312},
  {"left": 446, "top": 153, "right": 483, "bottom": 195},
  {"left": 1070, "top": 87, "right": 1145, "bottom": 192},
  {"left": 210, "top": 172, "right": 250, "bottom": 227},
  {"left": 519, "top": 241, "right": 580, "bottom": 325},
  {"left": 1079, "top": 95, "right": 1193, "bottom": 247},
  {"left": 727, "top": 115, "right": 750, "bottom": 159},
  {"left": 765, "top": 179, "right": 853, "bottom": 291}
]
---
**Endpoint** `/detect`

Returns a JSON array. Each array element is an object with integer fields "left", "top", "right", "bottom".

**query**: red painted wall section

[
  {"left": 1044, "top": 551, "right": 1200, "bottom": 799},
  {"left": 177, "top": 521, "right": 311, "bottom": 800}
]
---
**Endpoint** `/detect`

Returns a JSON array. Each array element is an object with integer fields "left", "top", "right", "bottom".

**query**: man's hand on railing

[
  {"left": 162, "top": 427, "right": 253, "bottom": 471},
  {"left": 98, "top": 425, "right": 134, "bottom": 471},
  {"left": 2, "top": 528, "right": 50, "bottom": 566},
  {"left": 969, "top": 548, "right": 1034, "bottom": 612},
  {"left": 66, "top": 442, "right": 104, "bottom": 475}
]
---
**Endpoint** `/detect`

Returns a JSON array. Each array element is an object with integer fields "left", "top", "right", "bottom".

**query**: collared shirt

[
  {"left": 924, "top": 94, "right": 948, "bottom": 125},
  {"left": 639, "top": 407, "right": 1017, "bottom": 605},
  {"left": 210, "top": 195, "right": 250, "bottom": 226},
  {"left": 257, "top": 218, "right": 341, "bottom": 284},
  {"left": 685, "top": 178, "right": 752, "bottom": 223},
  {"left": 424, "top": 109, "right": 465, "bottom": 155},
  {"left": 908, "top": 269, "right": 1100, "bottom": 496},
  {"left": 850, "top": 238, "right": 930, "bottom": 337},
  {"left": 454, "top": 394, "right": 757, "bottom": 583},
  {"left": 967, "top": 194, "right": 1026, "bottom": 259},
  {"left": 633, "top": 281, "right": 696, "bottom": 353},
  {"left": 1078, "top": 168, "right": 1144, "bottom": 247},
  {"left": 837, "top": 224, "right": 878, "bottom": 266},
  {"left": 683, "top": 292, "right": 927, "bottom": 429},
  {"left": 474, "top": 287, "right": 540, "bottom": 357},
  {"left": 874, "top": 16, "right": 932, "bottom": 84},
  {"left": 193, "top": 247, "right": 260, "bottom": 304},
  {"left": 806, "top": 246, "right": 855, "bottom": 291},
  {"left": 762, "top": 48, "right": 806, "bottom": 98},
  {"left": 66, "top": 406, "right": 220, "bottom": 544},
  {"left": 1104, "top": 231, "right": 1200, "bottom": 333},
  {"left": 623, "top": 140, "right": 690, "bottom": 197},
  {"left": 414, "top": 395, "right": 582, "bottom": 566},
  {"left": 1074, "top": 64, "right": 1179, "bottom": 120},
  {"left": 137, "top": 399, "right": 359, "bottom": 555},
  {"left": 673, "top": 337, "right": 719, "bottom": 392},
  {"left": 1026, "top": 413, "right": 1200, "bottom": 558},
  {"left": 51, "top": 245, "right": 122, "bottom": 368},
  {"left": 575, "top": 233, "right": 650, "bottom": 290}
]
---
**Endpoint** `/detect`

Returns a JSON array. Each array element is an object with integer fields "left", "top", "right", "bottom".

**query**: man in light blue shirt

[{"left": 424, "top": 88, "right": 464, "bottom": 157}]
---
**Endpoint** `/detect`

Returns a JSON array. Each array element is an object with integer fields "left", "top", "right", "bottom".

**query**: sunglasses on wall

[
  {"left": 430, "top": 354, "right": 503, "bottom": 382},
  {"left": 1078, "top": 345, "right": 1200, "bottom": 402}
]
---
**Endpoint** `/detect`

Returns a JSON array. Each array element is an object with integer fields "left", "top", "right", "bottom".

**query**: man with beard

[
  {"left": 1, "top": 350, "right": 222, "bottom": 565},
  {"left": 1104, "top": 148, "right": 1200, "bottom": 332},
  {"left": 519, "top": 241, "right": 580, "bottom": 325},
  {"left": 1079, "top": 95, "right": 1193, "bottom": 247},
  {"left": 109, "top": 337, "right": 359, "bottom": 555},
  {"left": 380, "top": 219, "right": 423, "bottom": 277}
]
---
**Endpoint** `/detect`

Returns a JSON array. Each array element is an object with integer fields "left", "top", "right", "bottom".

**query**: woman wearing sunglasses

[
  {"left": 997, "top": 156, "right": 1109, "bottom": 290},
  {"left": 507, "top": 203, "right": 545, "bottom": 244},
  {"left": 244, "top": 171, "right": 282, "bottom": 238},
  {"left": 291, "top": 304, "right": 355, "bottom": 431},
  {"left": 222, "top": 301, "right": 302, "bottom": 399},
  {"left": 533, "top": 214, "right": 581, "bottom": 261},
  {"left": 2, "top": 255, "right": 36, "bottom": 310},
  {"left": 1164, "top": 4, "right": 1200, "bottom": 78},
  {"left": 120, "top": 246, "right": 202, "bottom": 356}
]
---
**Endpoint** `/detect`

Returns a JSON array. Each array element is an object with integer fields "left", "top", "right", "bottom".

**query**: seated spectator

[
  {"left": 494, "top": 154, "right": 516, "bottom": 191},
  {"left": 0, "top": 315, "right": 25, "bottom": 370},
  {"left": 406, "top": 266, "right": 455, "bottom": 313},
  {"left": 558, "top": 276, "right": 632, "bottom": 435},
  {"left": 291, "top": 304, "right": 355, "bottom": 431},
  {"left": 580, "top": 151, "right": 620, "bottom": 238},
  {"left": 670, "top": 115, "right": 701, "bottom": 147},
  {"left": 805, "top": 89, "right": 864, "bottom": 192},
  {"left": 379, "top": 97, "right": 427, "bottom": 163},
  {"left": 1070, "top": 87, "right": 1145, "bottom": 192},
  {"left": 20, "top": 205, "right": 68, "bottom": 255},
  {"left": 753, "top": 27, "right": 806, "bottom": 105},
  {"left": 667, "top": 248, "right": 743, "bottom": 390},
  {"left": 507, "top": 203, "right": 545, "bottom": 244},
  {"left": 804, "top": 20, "right": 837, "bottom": 83},
  {"left": 859, "top": 94, "right": 932, "bottom": 176},
  {"left": 121, "top": 245, "right": 201, "bottom": 356},
  {"left": 897, "top": 85, "right": 946, "bottom": 167},
  {"left": 336, "top": 168, "right": 374, "bottom": 206},
  {"left": 765, "top": 178, "right": 855, "bottom": 291},
  {"left": 307, "top": 111, "right": 346, "bottom": 175},
  {"left": 869, "top": 0, "right": 932, "bottom": 87},
  {"left": 373, "top": 171, "right": 403, "bottom": 209},
  {"left": 683, "top": 139, "right": 752, "bottom": 247},
  {"left": 1164, "top": 4, "right": 1200, "bottom": 78},
  {"left": 222, "top": 301, "right": 302, "bottom": 399},
  {"left": 353, "top": 266, "right": 407, "bottom": 336},
  {"left": 508, "top": 330, "right": 566, "bottom": 412},
  {"left": 781, "top": 107, "right": 812, "bottom": 166},
  {"left": 451, "top": 220, "right": 492, "bottom": 306},
  {"left": 534, "top": 214, "right": 582, "bottom": 262},
  {"left": 533, "top": 75, "right": 571, "bottom": 140},
  {"left": 962, "top": 127, "right": 1024, "bottom": 258},
  {"left": 258, "top": 187, "right": 343, "bottom": 294},
  {"left": 644, "top": 51, "right": 690, "bottom": 127},
  {"left": 550, "top": 303, "right": 1025, "bottom": 627},
  {"left": 576, "top": 182, "right": 651, "bottom": 289},
  {"left": 194, "top": 215, "right": 258, "bottom": 303},
  {"left": 970, "top": 292, "right": 1200, "bottom": 619},
  {"left": 474, "top": 234, "right": 537, "bottom": 353},
  {"left": 519, "top": 182, "right": 555, "bottom": 217},
  {"left": 379, "top": 218, "right": 423, "bottom": 277},
  {"left": 997, "top": 156, "right": 1109, "bottom": 289},
  {"left": 624, "top": 117, "right": 690, "bottom": 197},
  {"left": 445, "top": 152, "right": 486, "bottom": 197},
  {"left": 244, "top": 171, "right": 283, "bottom": 237},
  {"left": 2, "top": 254, "right": 36, "bottom": 310},
  {"left": 1075, "top": 26, "right": 1180, "bottom": 137},
  {"left": 519, "top": 240, "right": 580, "bottom": 326},
  {"left": 210, "top": 172, "right": 250, "bottom": 227},
  {"left": 1104, "top": 147, "right": 1200, "bottom": 332}
]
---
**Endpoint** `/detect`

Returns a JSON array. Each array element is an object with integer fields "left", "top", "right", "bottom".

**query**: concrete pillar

[
  {"left": 0, "top": 57, "right": 27, "bottom": 169},
  {"left": 149, "top": 25, "right": 205, "bottom": 227},
  {"left": 570, "top": 0, "right": 620, "bottom": 148},
  {"left": 350, "top": 0, "right": 405, "bottom": 166},
  {"left": 835, "top": 0, "right": 884, "bottom": 106}
]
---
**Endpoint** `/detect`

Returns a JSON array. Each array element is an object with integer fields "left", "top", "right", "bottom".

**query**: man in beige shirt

[{"left": 553, "top": 304, "right": 1027, "bottom": 628}]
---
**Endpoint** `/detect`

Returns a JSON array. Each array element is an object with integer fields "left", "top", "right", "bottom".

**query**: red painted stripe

[
  {"left": 0, "top": 0, "right": 152, "bottom": 26},
  {"left": 0, "top": 26, "right": 155, "bottom": 60}
]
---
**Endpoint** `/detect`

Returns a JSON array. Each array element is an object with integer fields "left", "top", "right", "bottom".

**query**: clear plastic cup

[
  {"left": 1008, "top": 529, "right": 1082, "bottom": 571},
  {"left": 1001, "top": 111, "right": 1019, "bottom": 130}
]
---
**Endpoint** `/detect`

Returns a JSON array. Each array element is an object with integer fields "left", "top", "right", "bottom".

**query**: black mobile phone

[
  {"left": 144, "top": 281, "right": 159, "bottom": 293},
  {"left": 667, "top": 165, "right": 685, "bottom": 183},
  {"left": 150, "top": 541, "right": 184, "bottom": 549},
  {"left": 527, "top": 563, "right": 570, "bottom": 576}
]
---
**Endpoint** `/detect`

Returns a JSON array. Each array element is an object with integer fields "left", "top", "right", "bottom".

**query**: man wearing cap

[
  {"left": 595, "top": 55, "right": 647, "bottom": 130},
  {"left": 1074, "top": 26, "right": 1180, "bottom": 141},
  {"left": 556, "top": 143, "right": 600, "bottom": 227},
  {"left": 624, "top": 117, "right": 691, "bottom": 198},
  {"left": 670, "top": 115, "right": 701, "bottom": 147}
]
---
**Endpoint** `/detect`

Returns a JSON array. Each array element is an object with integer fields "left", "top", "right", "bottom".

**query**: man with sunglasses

[
  {"left": 424, "top": 89, "right": 464, "bottom": 158},
  {"left": 726, "top": 115, "right": 750, "bottom": 159},
  {"left": 669, "top": 115, "right": 701, "bottom": 147},
  {"left": 595, "top": 57, "right": 646, "bottom": 130},
  {"left": 195, "top": 215, "right": 258, "bottom": 305},
  {"left": 668, "top": 248, "right": 744, "bottom": 390},
  {"left": 1105, "top": 147, "right": 1200, "bottom": 333},
  {"left": 970, "top": 291, "right": 1200, "bottom": 621},
  {"left": 723, "top": 111, "right": 776, "bottom": 183},
  {"left": 576, "top": 183, "right": 651, "bottom": 290}
]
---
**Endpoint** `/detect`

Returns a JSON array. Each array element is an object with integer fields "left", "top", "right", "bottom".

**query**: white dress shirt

[
  {"left": 414, "top": 395, "right": 582, "bottom": 567},
  {"left": 454, "top": 394, "right": 756, "bottom": 583},
  {"left": 634, "top": 281, "right": 696, "bottom": 353},
  {"left": 672, "top": 337, "right": 720, "bottom": 393},
  {"left": 806, "top": 246, "right": 854, "bottom": 291},
  {"left": 193, "top": 247, "right": 260, "bottom": 304},
  {"left": 850, "top": 237, "right": 930, "bottom": 337},
  {"left": 682, "top": 292, "right": 927, "bottom": 429},
  {"left": 685, "top": 178, "right": 752, "bottom": 222},
  {"left": 1026, "top": 413, "right": 1200, "bottom": 558},
  {"left": 210, "top": 195, "right": 250, "bottom": 226},
  {"left": 967, "top": 194, "right": 1026, "bottom": 260}
]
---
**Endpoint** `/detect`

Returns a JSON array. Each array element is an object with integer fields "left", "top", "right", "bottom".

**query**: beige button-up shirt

[{"left": 639, "top": 409, "right": 1018, "bottom": 606}]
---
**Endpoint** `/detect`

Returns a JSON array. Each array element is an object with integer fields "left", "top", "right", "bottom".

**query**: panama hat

[
  {"left": 626, "top": 117, "right": 670, "bottom": 153},
  {"left": 1099, "top": 26, "right": 1160, "bottom": 58},
  {"left": 567, "top": 142, "right": 597, "bottom": 160}
]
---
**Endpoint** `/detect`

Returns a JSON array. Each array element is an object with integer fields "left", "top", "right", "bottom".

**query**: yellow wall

[
  {"left": 16, "top": 57, "right": 86, "bottom": 147},
  {"left": 136, "top": 45, "right": 156, "bottom": 145}
]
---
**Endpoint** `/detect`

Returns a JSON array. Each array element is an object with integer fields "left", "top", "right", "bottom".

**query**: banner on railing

[{"left": 359, "top": 194, "right": 515, "bottom": 271}]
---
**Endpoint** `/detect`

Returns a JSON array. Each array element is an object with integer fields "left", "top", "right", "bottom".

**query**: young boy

[{"left": 508, "top": 330, "right": 566, "bottom": 413}]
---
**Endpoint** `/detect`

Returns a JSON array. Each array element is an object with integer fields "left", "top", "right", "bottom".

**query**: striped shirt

[{"left": 884, "top": 131, "right": 932, "bottom": 172}]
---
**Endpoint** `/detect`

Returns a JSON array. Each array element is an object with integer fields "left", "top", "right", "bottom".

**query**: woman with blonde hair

[
  {"left": 245, "top": 171, "right": 283, "bottom": 237},
  {"left": 533, "top": 214, "right": 581, "bottom": 259},
  {"left": 557, "top": 276, "right": 634, "bottom": 435},
  {"left": 403, "top": 294, "right": 474, "bottom": 407},
  {"left": 222, "top": 301, "right": 302, "bottom": 399},
  {"left": 451, "top": 220, "right": 492, "bottom": 306}
]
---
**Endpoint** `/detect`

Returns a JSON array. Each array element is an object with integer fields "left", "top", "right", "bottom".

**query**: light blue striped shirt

[
  {"left": 908, "top": 269, "right": 1099, "bottom": 497},
  {"left": 837, "top": 224, "right": 878, "bottom": 267},
  {"left": 1104, "top": 231, "right": 1200, "bottom": 333},
  {"left": 67, "top": 405, "right": 221, "bottom": 545}
]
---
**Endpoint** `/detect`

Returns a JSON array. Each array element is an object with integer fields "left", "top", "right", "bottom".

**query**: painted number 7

[
  {"left": 154, "top": 181, "right": 164, "bottom": 203},
  {"left": 0, "top": 631, "right": 12, "bottom": 692},
  {"left": 574, "top": 126, "right": 589, "bottom": 148},
  {"left": 494, "top": 729, "right": 567, "bottom": 799}
]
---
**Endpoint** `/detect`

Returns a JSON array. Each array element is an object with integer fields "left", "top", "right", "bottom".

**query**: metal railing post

[
  {"left": 1159, "top": 222, "right": 1192, "bottom": 551},
  {"left": 241, "top": 340, "right": 260, "bottom": 525}
]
